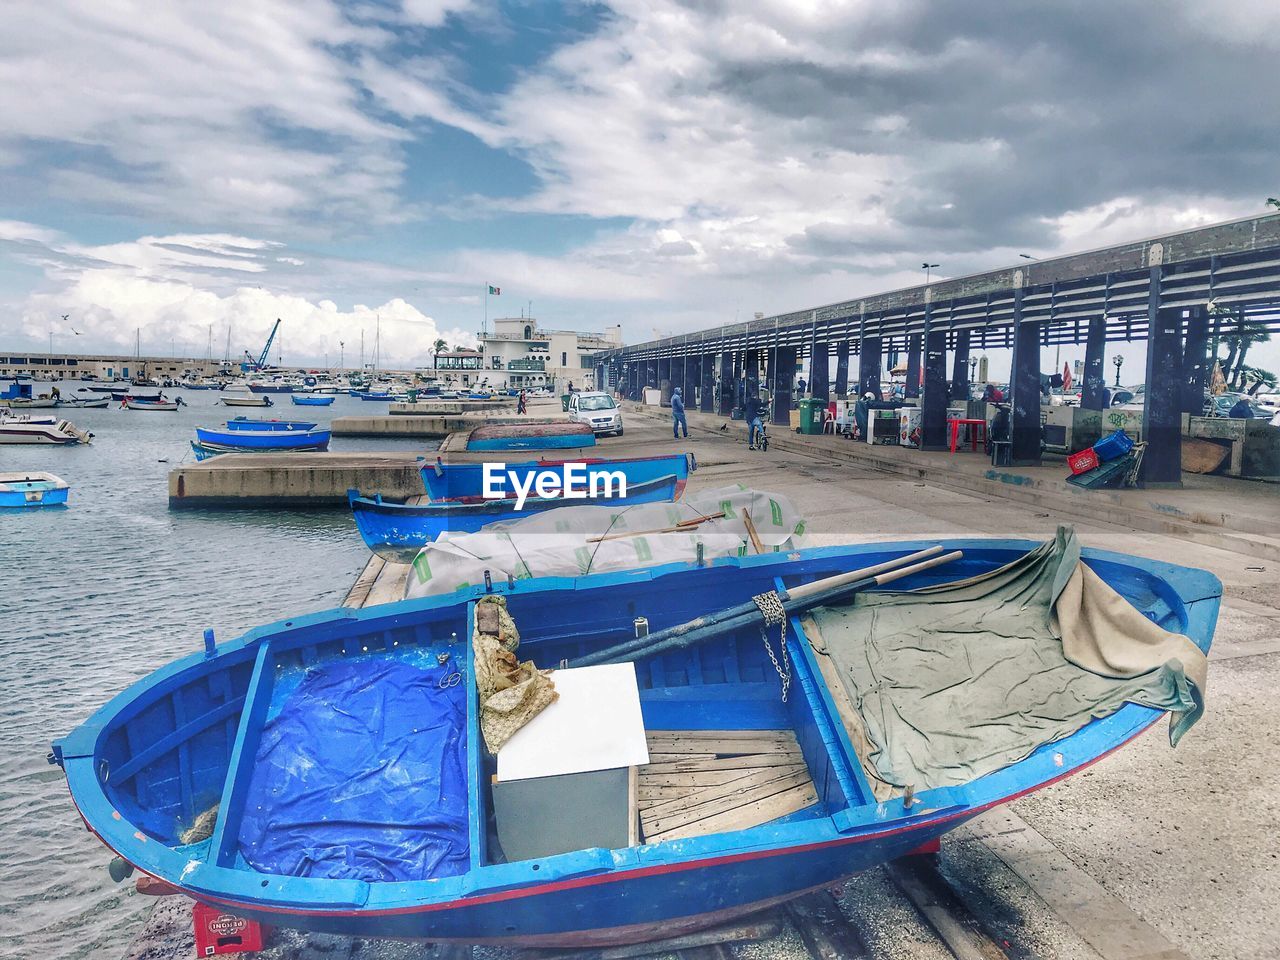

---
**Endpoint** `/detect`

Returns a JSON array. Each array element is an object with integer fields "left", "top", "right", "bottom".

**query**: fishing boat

[
  {"left": 63, "top": 389, "right": 112, "bottom": 408},
  {"left": 222, "top": 417, "right": 318, "bottom": 432},
  {"left": 420, "top": 453, "right": 695, "bottom": 502},
  {"left": 349, "top": 472, "right": 684, "bottom": 559},
  {"left": 51, "top": 533, "right": 1217, "bottom": 946},
  {"left": 4, "top": 395, "right": 59, "bottom": 408},
  {"left": 122, "top": 395, "right": 183, "bottom": 411},
  {"left": 290, "top": 395, "right": 334, "bottom": 406},
  {"left": 468, "top": 421, "right": 596, "bottom": 451},
  {"left": 194, "top": 426, "right": 331, "bottom": 450},
  {"left": 189, "top": 440, "right": 330, "bottom": 461},
  {"left": 0, "top": 471, "right": 70, "bottom": 507},
  {"left": 222, "top": 385, "right": 273, "bottom": 408},
  {"left": 0, "top": 417, "right": 92, "bottom": 444}
]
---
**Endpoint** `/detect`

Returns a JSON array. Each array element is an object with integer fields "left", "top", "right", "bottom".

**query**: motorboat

[
  {"left": 222, "top": 384, "right": 273, "bottom": 408},
  {"left": 0, "top": 417, "right": 93, "bottom": 444},
  {"left": 0, "top": 471, "right": 70, "bottom": 507}
]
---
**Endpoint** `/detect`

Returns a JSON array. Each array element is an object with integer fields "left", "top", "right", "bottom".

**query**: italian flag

[{"left": 488, "top": 285, "right": 501, "bottom": 295}]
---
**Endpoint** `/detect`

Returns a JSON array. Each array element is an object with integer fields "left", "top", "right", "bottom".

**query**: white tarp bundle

[{"left": 404, "top": 484, "right": 809, "bottom": 599}]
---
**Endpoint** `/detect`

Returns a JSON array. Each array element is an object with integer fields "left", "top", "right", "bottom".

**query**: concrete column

[
  {"left": 904, "top": 334, "right": 921, "bottom": 399},
  {"left": 595, "top": 363, "right": 606, "bottom": 393},
  {"left": 834, "top": 341, "right": 850, "bottom": 397},
  {"left": 658, "top": 357, "right": 671, "bottom": 402},
  {"left": 700, "top": 352, "right": 715, "bottom": 412},
  {"left": 718, "top": 351, "right": 734, "bottom": 415},
  {"left": 1009, "top": 287, "right": 1042, "bottom": 465},
  {"left": 1140, "top": 274, "right": 1182, "bottom": 487},
  {"left": 949, "top": 330, "right": 970, "bottom": 401},
  {"left": 921, "top": 305, "right": 949, "bottom": 450},
  {"left": 858, "top": 336, "right": 882, "bottom": 396},
  {"left": 683, "top": 354, "right": 699, "bottom": 408},
  {"left": 1081, "top": 316, "right": 1107, "bottom": 410},
  {"left": 1182, "top": 305, "right": 1209, "bottom": 414},
  {"left": 772, "top": 345, "right": 795, "bottom": 425},
  {"left": 810, "top": 341, "right": 830, "bottom": 401}
]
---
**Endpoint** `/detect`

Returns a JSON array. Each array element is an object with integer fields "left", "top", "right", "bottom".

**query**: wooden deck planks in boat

[
  {"left": 639, "top": 752, "right": 803, "bottom": 775},
  {"left": 636, "top": 729, "right": 818, "bottom": 844},
  {"left": 643, "top": 774, "right": 818, "bottom": 843},
  {"left": 640, "top": 764, "right": 808, "bottom": 819}
]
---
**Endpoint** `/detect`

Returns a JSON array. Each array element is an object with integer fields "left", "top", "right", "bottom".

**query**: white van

[{"left": 567, "top": 391, "right": 623, "bottom": 436}]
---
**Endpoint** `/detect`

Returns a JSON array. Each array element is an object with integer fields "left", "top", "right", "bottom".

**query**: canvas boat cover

[
  {"left": 238, "top": 659, "right": 469, "bottom": 882},
  {"left": 404, "top": 485, "right": 808, "bottom": 599},
  {"left": 809, "top": 528, "right": 1208, "bottom": 798}
]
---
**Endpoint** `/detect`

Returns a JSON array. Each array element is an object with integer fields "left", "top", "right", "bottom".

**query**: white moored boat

[
  {"left": 221, "top": 384, "right": 272, "bottom": 407},
  {"left": 0, "top": 416, "right": 93, "bottom": 444}
]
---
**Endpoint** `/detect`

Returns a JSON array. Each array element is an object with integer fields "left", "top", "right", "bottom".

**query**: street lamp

[
  {"left": 339, "top": 341, "right": 344, "bottom": 370},
  {"left": 922, "top": 262, "right": 940, "bottom": 284},
  {"left": 967, "top": 356, "right": 977, "bottom": 383},
  {"left": 1112, "top": 355, "right": 1124, "bottom": 387}
]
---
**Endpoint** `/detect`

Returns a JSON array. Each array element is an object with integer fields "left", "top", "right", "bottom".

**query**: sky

[{"left": 1, "top": 0, "right": 1277, "bottom": 375}]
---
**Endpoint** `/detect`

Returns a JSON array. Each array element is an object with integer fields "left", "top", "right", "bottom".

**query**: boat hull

[
  {"left": 194, "top": 427, "right": 331, "bottom": 449},
  {"left": 222, "top": 396, "right": 273, "bottom": 407},
  {"left": 420, "top": 454, "right": 692, "bottom": 502},
  {"left": 0, "top": 472, "right": 70, "bottom": 508},
  {"left": 222, "top": 418, "right": 318, "bottom": 432},
  {"left": 191, "top": 440, "right": 331, "bottom": 461},
  {"left": 53, "top": 540, "right": 1220, "bottom": 945},
  {"left": 349, "top": 473, "right": 681, "bottom": 557},
  {"left": 290, "top": 396, "right": 334, "bottom": 406}
]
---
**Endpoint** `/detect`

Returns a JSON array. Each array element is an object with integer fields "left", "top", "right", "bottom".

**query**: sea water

[{"left": 0, "top": 392, "right": 433, "bottom": 960}]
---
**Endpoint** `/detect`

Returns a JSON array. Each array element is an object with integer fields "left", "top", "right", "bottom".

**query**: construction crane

[{"left": 241, "top": 318, "right": 282, "bottom": 373}]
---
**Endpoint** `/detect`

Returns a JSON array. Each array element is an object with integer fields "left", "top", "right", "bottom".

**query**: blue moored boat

[
  {"left": 194, "top": 426, "right": 331, "bottom": 450},
  {"left": 468, "top": 421, "right": 596, "bottom": 451},
  {"left": 349, "top": 472, "right": 681, "bottom": 560},
  {"left": 0, "top": 471, "right": 69, "bottom": 507},
  {"left": 421, "top": 453, "right": 695, "bottom": 502},
  {"left": 291, "top": 395, "right": 335, "bottom": 406},
  {"left": 223, "top": 417, "right": 318, "bottom": 432},
  {"left": 51, "top": 535, "right": 1217, "bottom": 947}
]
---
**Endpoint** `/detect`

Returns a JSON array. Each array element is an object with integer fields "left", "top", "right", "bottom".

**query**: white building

[{"left": 476, "top": 318, "right": 622, "bottom": 392}]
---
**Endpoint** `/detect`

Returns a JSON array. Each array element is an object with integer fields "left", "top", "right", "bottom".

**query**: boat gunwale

[{"left": 54, "top": 539, "right": 1221, "bottom": 917}]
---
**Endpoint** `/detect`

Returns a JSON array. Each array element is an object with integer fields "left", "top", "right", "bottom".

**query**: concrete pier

[
  {"left": 330, "top": 413, "right": 547, "bottom": 438},
  {"left": 167, "top": 452, "right": 424, "bottom": 508}
]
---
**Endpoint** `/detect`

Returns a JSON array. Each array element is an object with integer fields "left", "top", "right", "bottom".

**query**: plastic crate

[
  {"left": 1093, "top": 429, "right": 1134, "bottom": 462},
  {"left": 1067, "top": 447, "right": 1100, "bottom": 475},
  {"left": 193, "top": 902, "right": 264, "bottom": 956}
]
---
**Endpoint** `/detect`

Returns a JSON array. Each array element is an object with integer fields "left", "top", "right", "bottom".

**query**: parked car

[
  {"left": 567, "top": 390, "right": 624, "bottom": 436},
  {"left": 1204, "top": 392, "right": 1271, "bottom": 419}
]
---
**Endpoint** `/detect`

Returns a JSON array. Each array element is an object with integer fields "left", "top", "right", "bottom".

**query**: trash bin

[
  {"left": 799, "top": 397, "right": 825, "bottom": 435},
  {"left": 561, "top": 394, "right": 571, "bottom": 411}
]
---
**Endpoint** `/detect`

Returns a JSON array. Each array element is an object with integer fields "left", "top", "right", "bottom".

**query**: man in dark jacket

[
  {"left": 671, "top": 387, "right": 688, "bottom": 438},
  {"left": 745, "top": 390, "right": 763, "bottom": 449}
]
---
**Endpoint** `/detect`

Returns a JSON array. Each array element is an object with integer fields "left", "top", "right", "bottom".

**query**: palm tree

[{"left": 432, "top": 338, "right": 448, "bottom": 371}]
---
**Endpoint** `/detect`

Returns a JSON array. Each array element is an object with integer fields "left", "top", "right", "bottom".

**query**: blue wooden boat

[
  {"left": 223, "top": 417, "right": 319, "bottom": 432},
  {"left": 420, "top": 453, "right": 695, "bottom": 502},
  {"left": 190, "top": 440, "right": 330, "bottom": 461},
  {"left": 468, "top": 421, "right": 596, "bottom": 451},
  {"left": 51, "top": 539, "right": 1218, "bottom": 946},
  {"left": 349, "top": 472, "right": 681, "bottom": 560},
  {"left": 0, "top": 471, "right": 69, "bottom": 507},
  {"left": 194, "top": 426, "right": 331, "bottom": 450},
  {"left": 291, "top": 395, "right": 335, "bottom": 406}
]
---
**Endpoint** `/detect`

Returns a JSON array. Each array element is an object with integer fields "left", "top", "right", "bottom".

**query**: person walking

[
  {"left": 517, "top": 389, "right": 527, "bottom": 415},
  {"left": 745, "top": 389, "right": 763, "bottom": 450},
  {"left": 671, "top": 386, "right": 688, "bottom": 439}
]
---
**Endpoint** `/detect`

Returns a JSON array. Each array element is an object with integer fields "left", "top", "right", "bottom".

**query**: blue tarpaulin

[{"left": 238, "top": 659, "right": 469, "bottom": 882}]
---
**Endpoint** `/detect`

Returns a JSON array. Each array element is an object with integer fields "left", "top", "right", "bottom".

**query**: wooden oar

[
  {"left": 586, "top": 512, "right": 725, "bottom": 543},
  {"left": 573, "top": 546, "right": 949, "bottom": 668}
]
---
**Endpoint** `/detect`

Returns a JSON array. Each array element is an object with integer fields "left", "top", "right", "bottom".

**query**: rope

[{"left": 752, "top": 590, "right": 791, "bottom": 702}]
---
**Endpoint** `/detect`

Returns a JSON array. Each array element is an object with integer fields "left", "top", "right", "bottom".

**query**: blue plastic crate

[{"left": 1093, "top": 429, "right": 1133, "bottom": 462}]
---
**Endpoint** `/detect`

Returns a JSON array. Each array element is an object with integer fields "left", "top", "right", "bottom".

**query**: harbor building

[
  {"left": 475, "top": 317, "right": 623, "bottom": 392},
  {"left": 0, "top": 352, "right": 228, "bottom": 382}
]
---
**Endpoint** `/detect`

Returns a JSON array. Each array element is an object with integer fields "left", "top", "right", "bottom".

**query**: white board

[{"left": 496, "top": 663, "right": 649, "bottom": 782}]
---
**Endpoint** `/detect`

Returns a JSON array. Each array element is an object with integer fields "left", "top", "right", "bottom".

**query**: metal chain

[{"left": 752, "top": 590, "right": 791, "bottom": 702}]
